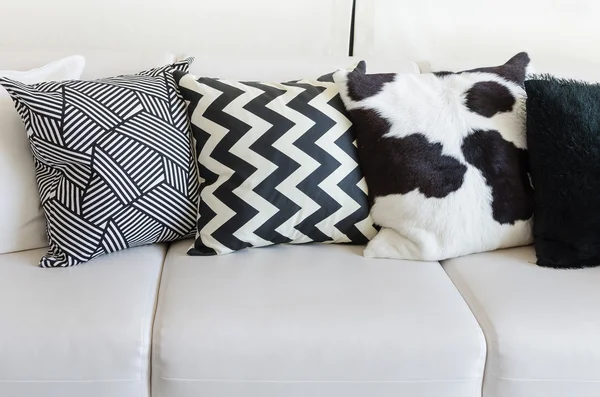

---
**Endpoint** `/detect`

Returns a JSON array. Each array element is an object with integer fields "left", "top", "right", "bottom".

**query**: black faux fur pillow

[{"left": 526, "top": 76, "right": 600, "bottom": 268}]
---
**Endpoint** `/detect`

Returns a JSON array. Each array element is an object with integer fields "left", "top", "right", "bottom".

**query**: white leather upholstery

[
  {"left": 0, "top": 245, "right": 166, "bottom": 397},
  {"left": 1, "top": 0, "right": 352, "bottom": 57},
  {"left": 0, "top": 49, "right": 176, "bottom": 79},
  {"left": 443, "top": 247, "right": 600, "bottom": 397},
  {"left": 354, "top": 0, "right": 600, "bottom": 81},
  {"left": 153, "top": 240, "right": 485, "bottom": 397},
  {"left": 0, "top": 51, "right": 419, "bottom": 83},
  {"left": 187, "top": 56, "right": 419, "bottom": 81}
]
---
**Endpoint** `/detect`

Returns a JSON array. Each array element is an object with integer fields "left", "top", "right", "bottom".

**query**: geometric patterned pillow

[
  {"left": 0, "top": 58, "right": 199, "bottom": 267},
  {"left": 175, "top": 64, "right": 377, "bottom": 256}
]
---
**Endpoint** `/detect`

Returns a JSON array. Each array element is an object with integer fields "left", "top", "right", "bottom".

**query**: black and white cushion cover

[
  {"left": 175, "top": 64, "right": 377, "bottom": 255},
  {"left": 334, "top": 54, "right": 534, "bottom": 261},
  {"left": 0, "top": 58, "right": 199, "bottom": 267}
]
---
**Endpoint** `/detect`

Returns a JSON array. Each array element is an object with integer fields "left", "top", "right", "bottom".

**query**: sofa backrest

[
  {"left": 0, "top": 0, "right": 424, "bottom": 80},
  {"left": 3, "top": 0, "right": 598, "bottom": 79},
  {"left": 0, "top": 0, "right": 353, "bottom": 58},
  {"left": 353, "top": 0, "right": 600, "bottom": 80}
]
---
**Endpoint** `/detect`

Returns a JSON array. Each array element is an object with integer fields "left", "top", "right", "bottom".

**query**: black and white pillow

[
  {"left": 334, "top": 53, "right": 534, "bottom": 261},
  {"left": 175, "top": 64, "right": 377, "bottom": 255},
  {"left": 0, "top": 58, "right": 199, "bottom": 267}
]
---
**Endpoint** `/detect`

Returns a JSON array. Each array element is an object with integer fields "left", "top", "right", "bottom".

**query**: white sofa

[
  {"left": 3, "top": 234, "right": 600, "bottom": 397},
  {"left": 2, "top": 1, "right": 600, "bottom": 397}
]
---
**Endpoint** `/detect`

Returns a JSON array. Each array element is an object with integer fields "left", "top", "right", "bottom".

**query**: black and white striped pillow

[
  {"left": 175, "top": 63, "right": 377, "bottom": 256},
  {"left": 0, "top": 58, "right": 199, "bottom": 267}
]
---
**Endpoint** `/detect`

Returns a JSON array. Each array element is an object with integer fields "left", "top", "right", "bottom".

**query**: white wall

[
  {"left": 1, "top": 0, "right": 353, "bottom": 57},
  {"left": 354, "top": 0, "right": 600, "bottom": 80},
  {"left": 4, "top": 0, "right": 598, "bottom": 79}
]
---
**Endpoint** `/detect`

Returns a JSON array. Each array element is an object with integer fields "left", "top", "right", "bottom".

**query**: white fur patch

[{"left": 334, "top": 55, "right": 533, "bottom": 261}]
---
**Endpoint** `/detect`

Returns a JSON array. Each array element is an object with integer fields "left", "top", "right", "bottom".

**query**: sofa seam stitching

[
  {"left": 146, "top": 243, "right": 169, "bottom": 397},
  {"left": 0, "top": 379, "right": 139, "bottom": 383},
  {"left": 157, "top": 377, "right": 482, "bottom": 383},
  {"left": 441, "top": 263, "right": 496, "bottom": 393}
]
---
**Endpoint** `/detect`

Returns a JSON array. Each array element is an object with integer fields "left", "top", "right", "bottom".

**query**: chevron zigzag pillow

[
  {"left": 175, "top": 64, "right": 377, "bottom": 255},
  {"left": 0, "top": 58, "right": 199, "bottom": 267}
]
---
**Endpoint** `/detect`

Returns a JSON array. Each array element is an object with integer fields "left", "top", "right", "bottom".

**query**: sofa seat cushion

[
  {"left": 0, "top": 244, "right": 166, "bottom": 397},
  {"left": 443, "top": 247, "right": 600, "bottom": 397},
  {"left": 152, "top": 240, "right": 486, "bottom": 397}
]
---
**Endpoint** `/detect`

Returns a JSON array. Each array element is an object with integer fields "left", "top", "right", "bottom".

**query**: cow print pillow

[{"left": 333, "top": 53, "right": 534, "bottom": 261}]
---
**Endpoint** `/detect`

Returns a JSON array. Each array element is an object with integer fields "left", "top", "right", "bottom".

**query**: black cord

[{"left": 349, "top": 0, "right": 356, "bottom": 56}]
